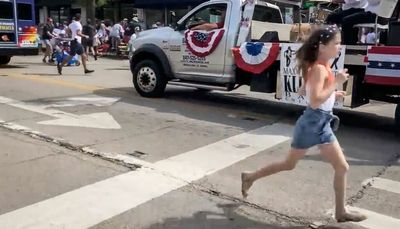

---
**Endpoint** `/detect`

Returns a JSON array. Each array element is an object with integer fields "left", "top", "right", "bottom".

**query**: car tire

[
  {"left": 132, "top": 59, "right": 167, "bottom": 97},
  {"left": 0, "top": 56, "right": 11, "bottom": 65}
]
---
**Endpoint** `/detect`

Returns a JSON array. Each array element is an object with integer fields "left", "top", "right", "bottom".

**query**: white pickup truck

[{"left": 129, "top": 0, "right": 400, "bottom": 128}]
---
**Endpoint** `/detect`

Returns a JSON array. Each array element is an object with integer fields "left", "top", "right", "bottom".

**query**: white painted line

[
  {"left": 348, "top": 206, "right": 400, "bottom": 229},
  {"left": 362, "top": 177, "right": 400, "bottom": 195},
  {"left": 0, "top": 123, "right": 292, "bottom": 228},
  {"left": 42, "top": 97, "right": 120, "bottom": 108},
  {"left": 154, "top": 123, "right": 292, "bottom": 180},
  {"left": 0, "top": 96, "right": 121, "bottom": 129}
]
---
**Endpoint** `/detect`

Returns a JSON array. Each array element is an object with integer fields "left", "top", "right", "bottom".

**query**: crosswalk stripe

[
  {"left": 348, "top": 206, "right": 400, "bottom": 229},
  {"left": 0, "top": 123, "right": 292, "bottom": 228},
  {"left": 362, "top": 177, "right": 400, "bottom": 195}
]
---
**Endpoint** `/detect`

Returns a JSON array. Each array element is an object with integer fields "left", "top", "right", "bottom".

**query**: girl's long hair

[{"left": 296, "top": 26, "right": 339, "bottom": 82}]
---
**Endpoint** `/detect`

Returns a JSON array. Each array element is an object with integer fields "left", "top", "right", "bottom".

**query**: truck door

[{"left": 168, "top": 2, "right": 230, "bottom": 79}]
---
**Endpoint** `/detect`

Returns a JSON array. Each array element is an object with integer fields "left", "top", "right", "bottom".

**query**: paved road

[{"left": 0, "top": 56, "right": 398, "bottom": 229}]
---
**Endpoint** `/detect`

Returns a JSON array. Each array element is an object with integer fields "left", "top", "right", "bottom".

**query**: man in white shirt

[
  {"left": 342, "top": 0, "right": 382, "bottom": 44},
  {"left": 109, "top": 21, "right": 125, "bottom": 53},
  {"left": 57, "top": 13, "right": 94, "bottom": 75},
  {"left": 326, "top": 0, "right": 368, "bottom": 25}
]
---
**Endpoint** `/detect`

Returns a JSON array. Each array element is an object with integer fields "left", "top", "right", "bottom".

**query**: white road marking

[
  {"left": 41, "top": 96, "right": 120, "bottom": 108},
  {"left": 347, "top": 206, "right": 400, "bottom": 229},
  {"left": 0, "top": 123, "right": 292, "bottom": 228},
  {"left": 0, "top": 96, "right": 121, "bottom": 129},
  {"left": 362, "top": 177, "right": 400, "bottom": 195}
]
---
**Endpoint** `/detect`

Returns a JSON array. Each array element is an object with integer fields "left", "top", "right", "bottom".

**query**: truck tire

[
  {"left": 132, "top": 60, "right": 167, "bottom": 97},
  {"left": 0, "top": 56, "right": 11, "bottom": 65},
  {"left": 395, "top": 103, "right": 400, "bottom": 128}
]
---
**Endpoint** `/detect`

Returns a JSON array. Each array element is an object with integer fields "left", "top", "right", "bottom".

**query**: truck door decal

[{"left": 185, "top": 28, "right": 225, "bottom": 57}]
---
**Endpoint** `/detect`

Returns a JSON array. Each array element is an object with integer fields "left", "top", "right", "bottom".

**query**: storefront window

[
  {"left": 121, "top": 3, "right": 136, "bottom": 20},
  {"left": 49, "top": 7, "right": 70, "bottom": 24},
  {"left": 145, "top": 9, "right": 164, "bottom": 29}
]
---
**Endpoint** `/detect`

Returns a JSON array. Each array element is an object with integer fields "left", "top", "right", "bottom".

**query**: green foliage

[{"left": 96, "top": 0, "right": 108, "bottom": 7}]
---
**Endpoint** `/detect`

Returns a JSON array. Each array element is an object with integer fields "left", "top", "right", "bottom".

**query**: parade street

[{"left": 0, "top": 56, "right": 399, "bottom": 229}]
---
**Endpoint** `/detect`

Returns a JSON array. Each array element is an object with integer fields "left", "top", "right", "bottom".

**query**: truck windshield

[{"left": 0, "top": 2, "right": 14, "bottom": 19}]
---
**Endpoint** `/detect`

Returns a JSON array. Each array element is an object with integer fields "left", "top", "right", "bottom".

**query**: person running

[
  {"left": 240, "top": 26, "right": 367, "bottom": 223},
  {"left": 57, "top": 14, "right": 94, "bottom": 75},
  {"left": 82, "top": 19, "right": 97, "bottom": 60},
  {"left": 42, "top": 17, "right": 57, "bottom": 63}
]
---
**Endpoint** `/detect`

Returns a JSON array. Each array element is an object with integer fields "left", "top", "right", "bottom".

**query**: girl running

[{"left": 241, "top": 26, "right": 367, "bottom": 223}]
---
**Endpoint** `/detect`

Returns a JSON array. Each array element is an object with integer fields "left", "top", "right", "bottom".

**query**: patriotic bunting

[
  {"left": 185, "top": 29, "right": 225, "bottom": 57},
  {"left": 365, "top": 46, "right": 400, "bottom": 86},
  {"left": 232, "top": 42, "right": 280, "bottom": 74}
]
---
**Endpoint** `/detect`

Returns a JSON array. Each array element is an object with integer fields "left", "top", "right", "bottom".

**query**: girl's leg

[
  {"left": 241, "top": 148, "right": 307, "bottom": 198},
  {"left": 319, "top": 140, "right": 367, "bottom": 222}
]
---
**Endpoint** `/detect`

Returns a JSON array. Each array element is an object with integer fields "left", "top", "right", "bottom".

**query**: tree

[{"left": 76, "top": 0, "right": 109, "bottom": 23}]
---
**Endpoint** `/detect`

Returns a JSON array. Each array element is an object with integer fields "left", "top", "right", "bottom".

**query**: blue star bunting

[{"left": 194, "top": 32, "right": 208, "bottom": 42}]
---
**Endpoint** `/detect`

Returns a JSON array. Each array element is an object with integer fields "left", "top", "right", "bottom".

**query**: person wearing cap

[
  {"left": 41, "top": 17, "right": 57, "bottom": 63},
  {"left": 57, "top": 13, "right": 94, "bottom": 75}
]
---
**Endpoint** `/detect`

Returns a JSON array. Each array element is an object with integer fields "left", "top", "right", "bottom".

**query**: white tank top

[
  {"left": 305, "top": 64, "right": 336, "bottom": 112},
  {"left": 306, "top": 89, "right": 335, "bottom": 111}
]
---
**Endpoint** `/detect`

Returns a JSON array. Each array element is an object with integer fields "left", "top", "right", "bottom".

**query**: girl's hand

[
  {"left": 335, "top": 90, "right": 346, "bottom": 101},
  {"left": 335, "top": 69, "right": 349, "bottom": 85}
]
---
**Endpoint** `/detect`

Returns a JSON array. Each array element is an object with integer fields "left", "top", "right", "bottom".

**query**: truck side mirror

[{"left": 176, "top": 23, "right": 186, "bottom": 31}]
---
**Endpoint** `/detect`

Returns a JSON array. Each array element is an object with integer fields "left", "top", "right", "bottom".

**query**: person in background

[
  {"left": 82, "top": 19, "right": 97, "bottom": 60},
  {"left": 57, "top": 14, "right": 94, "bottom": 75},
  {"left": 326, "top": 0, "right": 368, "bottom": 25},
  {"left": 96, "top": 23, "right": 108, "bottom": 44},
  {"left": 341, "top": 0, "right": 382, "bottom": 44},
  {"left": 109, "top": 20, "right": 124, "bottom": 53},
  {"left": 41, "top": 17, "right": 57, "bottom": 63}
]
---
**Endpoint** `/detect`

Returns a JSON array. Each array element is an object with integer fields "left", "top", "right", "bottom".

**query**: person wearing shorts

[
  {"left": 42, "top": 17, "right": 56, "bottom": 63},
  {"left": 57, "top": 14, "right": 94, "bottom": 75}
]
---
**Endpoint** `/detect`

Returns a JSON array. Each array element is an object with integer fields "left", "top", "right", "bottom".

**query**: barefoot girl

[{"left": 241, "top": 26, "right": 367, "bottom": 223}]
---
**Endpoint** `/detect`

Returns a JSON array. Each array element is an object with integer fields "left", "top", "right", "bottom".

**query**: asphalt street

[{"left": 0, "top": 56, "right": 398, "bottom": 229}]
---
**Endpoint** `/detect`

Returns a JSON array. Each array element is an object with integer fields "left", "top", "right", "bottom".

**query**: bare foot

[
  {"left": 336, "top": 211, "right": 367, "bottom": 222},
  {"left": 241, "top": 172, "right": 254, "bottom": 199}
]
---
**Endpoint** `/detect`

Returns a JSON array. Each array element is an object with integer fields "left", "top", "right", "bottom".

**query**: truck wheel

[
  {"left": 0, "top": 56, "right": 11, "bottom": 65},
  {"left": 132, "top": 60, "right": 167, "bottom": 97},
  {"left": 395, "top": 104, "right": 400, "bottom": 128}
]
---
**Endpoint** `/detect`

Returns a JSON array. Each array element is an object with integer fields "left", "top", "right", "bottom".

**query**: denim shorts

[{"left": 291, "top": 107, "right": 337, "bottom": 149}]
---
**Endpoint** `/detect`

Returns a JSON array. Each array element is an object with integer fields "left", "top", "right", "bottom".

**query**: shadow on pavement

[
  {"left": 92, "top": 86, "right": 398, "bottom": 134},
  {"left": 146, "top": 203, "right": 308, "bottom": 229},
  {"left": 0, "top": 64, "right": 27, "bottom": 69},
  {"left": 91, "top": 87, "right": 399, "bottom": 167}
]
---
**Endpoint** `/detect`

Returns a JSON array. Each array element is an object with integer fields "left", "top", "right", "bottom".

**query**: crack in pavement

[
  {"left": 346, "top": 151, "right": 400, "bottom": 206},
  {"left": 0, "top": 120, "right": 140, "bottom": 170}
]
